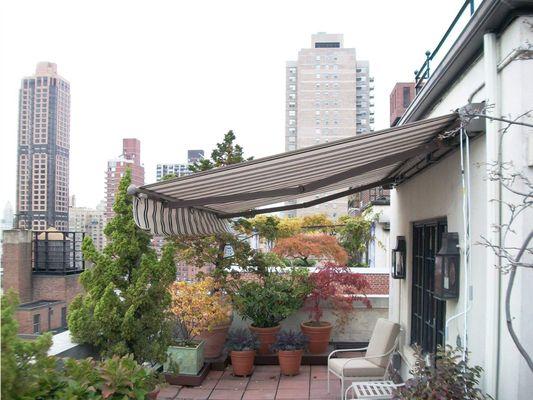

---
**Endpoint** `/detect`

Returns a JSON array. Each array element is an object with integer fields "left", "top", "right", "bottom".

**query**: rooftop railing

[
  {"left": 414, "top": 0, "right": 478, "bottom": 93},
  {"left": 33, "top": 231, "right": 85, "bottom": 275}
]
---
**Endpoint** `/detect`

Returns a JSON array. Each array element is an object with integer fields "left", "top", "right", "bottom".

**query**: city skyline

[{"left": 0, "top": 0, "right": 463, "bottom": 210}]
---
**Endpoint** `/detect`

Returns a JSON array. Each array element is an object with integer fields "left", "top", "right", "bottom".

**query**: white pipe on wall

[{"left": 483, "top": 32, "right": 502, "bottom": 398}]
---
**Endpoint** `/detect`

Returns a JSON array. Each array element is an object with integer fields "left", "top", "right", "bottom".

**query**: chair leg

[
  {"left": 327, "top": 367, "right": 330, "bottom": 393},
  {"left": 341, "top": 377, "right": 345, "bottom": 400}
]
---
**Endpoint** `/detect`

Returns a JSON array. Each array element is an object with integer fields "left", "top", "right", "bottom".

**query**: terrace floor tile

[{"left": 176, "top": 387, "right": 213, "bottom": 400}]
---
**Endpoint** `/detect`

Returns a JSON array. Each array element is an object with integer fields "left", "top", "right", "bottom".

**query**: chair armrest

[{"left": 327, "top": 347, "right": 368, "bottom": 361}]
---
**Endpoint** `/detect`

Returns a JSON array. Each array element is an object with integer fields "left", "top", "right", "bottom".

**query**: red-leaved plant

[{"left": 305, "top": 263, "right": 371, "bottom": 328}]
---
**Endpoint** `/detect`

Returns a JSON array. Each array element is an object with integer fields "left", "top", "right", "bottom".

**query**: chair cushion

[
  {"left": 329, "top": 358, "right": 386, "bottom": 378},
  {"left": 365, "top": 319, "right": 401, "bottom": 368}
]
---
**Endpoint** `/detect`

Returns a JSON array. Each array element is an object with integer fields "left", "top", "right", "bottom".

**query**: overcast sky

[{"left": 0, "top": 0, "right": 463, "bottom": 211}]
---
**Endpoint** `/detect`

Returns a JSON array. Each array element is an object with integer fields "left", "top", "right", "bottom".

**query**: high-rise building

[
  {"left": 389, "top": 82, "right": 416, "bottom": 126},
  {"left": 285, "top": 33, "right": 374, "bottom": 218},
  {"left": 187, "top": 149, "right": 204, "bottom": 165},
  {"left": 105, "top": 138, "right": 144, "bottom": 221},
  {"left": 156, "top": 164, "right": 191, "bottom": 181},
  {"left": 68, "top": 197, "right": 105, "bottom": 251},
  {"left": 156, "top": 149, "right": 205, "bottom": 181},
  {"left": 15, "top": 62, "right": 71, "bottom": 231}
]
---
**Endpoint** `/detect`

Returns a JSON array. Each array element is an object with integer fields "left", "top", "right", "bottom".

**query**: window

[
  {"left": 411, "top": 220, "right": 447, "bottom": 353},
  {"left": 403, "top": 86, "right": 412, "bottom": 108},
  {"left": 33, "top": 314, "right": 41, "bottom": 333},
  {"left": 288, "top": 110, "right": 295, "bottom": 117},
  {"left": 315, "top": 42, "right": 340, "bottom": 48}
]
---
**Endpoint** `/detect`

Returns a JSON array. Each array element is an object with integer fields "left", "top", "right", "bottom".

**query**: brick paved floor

[{"left": 158, "top": 365, "right": 342, "bottom": 400}]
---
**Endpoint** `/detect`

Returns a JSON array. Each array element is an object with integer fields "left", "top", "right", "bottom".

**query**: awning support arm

[{"left": 217, "top": 178, "right": 396, "bottom": 218}]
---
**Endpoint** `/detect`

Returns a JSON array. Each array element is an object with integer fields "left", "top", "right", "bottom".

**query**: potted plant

[
  {"left": 271, "top": 330, "right": 308, "bottom": 376},
  {"left": 167, "top": 279, "right": 223, "bottom": 375},
  {"left": 229, "top": 269, "right": 310, "bottom": 354},
  {"left": 302, "top": 263, "right": 371, "bottom": 354},
  {"left": 192, "top": 277, "right": 233, "bottom": 359},
  {"left": 226, "top": 328, "right": 259, "bottom": 376}
]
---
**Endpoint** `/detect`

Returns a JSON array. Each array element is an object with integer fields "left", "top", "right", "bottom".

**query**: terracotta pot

[
  {"left": 230, "top": 350, "right": 255, "bottom": 376},
  {"left": 278, "top": 349, "right": 304, "bottom": 376},
  {"left": 249, "top": 325, "right": 281, "bottom": 355},
  {"left": 146, "top": 385, "right": 160, "bottom": 399},
  {"left": 301, "top": 321, "right": 332, "bottom": 354},
  {"left": 197, "top": 323, "right": 230, "bottom": 359}
]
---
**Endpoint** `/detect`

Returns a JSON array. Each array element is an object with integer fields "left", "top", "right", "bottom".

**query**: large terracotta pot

[
  {"left": 301, "top": 321, "right": 332, "bottom": 354},
  {"left": 230, "top": 350, "right": 255, "bottom": 376},
  {"left": 249, "top": 325, "right": 281, "bottom": 355},
  {"left": 197, "top": 323, "right": 230, "bottom": 359},
  {"left": 278, "top": 349, "right": 304, "bottom": 376}
]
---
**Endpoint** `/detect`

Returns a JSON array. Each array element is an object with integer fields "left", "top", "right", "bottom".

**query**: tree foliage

[
  {"left": 1, "top": 292, "right": 60, "bottom": 399},
  {"left": 337, "top": 209, "right": 379, "bottom": 267},
  {"left": 189, "top": 130, "right": 252, "bottom": 172},
  {"left": 273, "top": 233, "right": 348, "bottom": 267},
  {"left": 169, "top": 277, "right": 232, "bottom": 344},
  {"left": 68, "top": 169, "right": 177, "bottom": 364},
  {"left": 305, "top": 263, "right": 370, "bottom": 327}
]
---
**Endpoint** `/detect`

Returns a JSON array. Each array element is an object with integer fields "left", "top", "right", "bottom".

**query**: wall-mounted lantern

[
  {"left": 391, "top": 236, "right": 406, "bottom": 279},
  {"left": 434, "top": 232, "right": 460, "bottom": 300}
]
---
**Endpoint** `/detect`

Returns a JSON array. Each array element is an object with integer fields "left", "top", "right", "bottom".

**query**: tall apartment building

[
  {"left": 285, "top": 33, "right": 374, "bottom": 218},
  {"left": 156, "top": 164, "right": 191, "bottom": 181},
  {"left": 105, "top": 138, "right": 144, "bottom": 221},
  {"left": 389, "top": 82, "right": 416, "bottom": 126},
  {"left": 16, "top": 62, "right": 71, "bottom": 231},
  {"left": 68, "top": 198, "right": 105, "bottom": 251}
]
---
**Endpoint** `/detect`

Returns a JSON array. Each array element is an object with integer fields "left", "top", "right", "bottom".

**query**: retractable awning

[{"left": 129, "top": 112, "right": 471, "bottom": 236}]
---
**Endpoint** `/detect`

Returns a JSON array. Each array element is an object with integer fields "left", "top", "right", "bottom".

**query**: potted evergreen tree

[
  {"left": 225, "top": 328, "right": 259, "bottom": 376},
  {"left": 271, "top": 330, "right": 308, "bottom": 376}
]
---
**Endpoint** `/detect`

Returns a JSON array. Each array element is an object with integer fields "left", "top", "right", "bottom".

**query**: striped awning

[{"left": 130, "top": 113, "right": 469, "bottom": 236}]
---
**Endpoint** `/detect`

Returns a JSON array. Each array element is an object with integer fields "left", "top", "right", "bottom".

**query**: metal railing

[
  {"left": 33, "top": 231, "right": 85, "bottom": 275},
  {"left": 414, "top": 0, "right": 477, "bottom": 93}
]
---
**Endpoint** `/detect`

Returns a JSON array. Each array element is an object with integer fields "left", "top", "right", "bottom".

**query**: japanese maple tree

[
  {"left": 273, "top": 233, "right": 348, "bottom": 267},
  {"left": 306, "top": 263, "right": 371, "bottom": 327}
]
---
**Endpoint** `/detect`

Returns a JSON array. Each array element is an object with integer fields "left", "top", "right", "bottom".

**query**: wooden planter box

[
  {"left": 164, "top": 363, "right": 211, "bottom": 386},
  {"left": 164, "top": 341, "right": 205, "bottom": 375}
]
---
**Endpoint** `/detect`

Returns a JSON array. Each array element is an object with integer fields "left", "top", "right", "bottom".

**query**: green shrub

[
  {"left": 1, "top": 293, "right": 161, "bottom": 399},
  {"left": 229, "top": 268, "right": 310, "bottom": 328},
  {"left": 393, "top": 345, "right": 492, "bottom": 400}
]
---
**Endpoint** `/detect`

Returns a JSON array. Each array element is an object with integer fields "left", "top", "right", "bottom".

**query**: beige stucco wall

[
  {"left": 389, "top": 15, "right": 533, "bottom": 400},
  {"left": 230, "top": 295, "right": 388, "bottom": 343}
]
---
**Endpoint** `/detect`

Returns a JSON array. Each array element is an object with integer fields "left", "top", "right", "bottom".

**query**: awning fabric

[
  {"left": 133, "top": 197, "right": 233, "bottom": 236},
  {"left": 130, "top": 113, "right": 460, "bottom": 236}
]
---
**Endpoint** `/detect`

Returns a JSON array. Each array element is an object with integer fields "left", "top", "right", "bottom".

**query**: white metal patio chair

[{"left": 327, "top": 318, "right": 401, "bottom": 399}]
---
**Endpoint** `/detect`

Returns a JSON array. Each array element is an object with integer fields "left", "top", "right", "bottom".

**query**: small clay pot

[
  {"left": 231, "top": 350, "right": 255, "bottom": 376},
  {"left": 198, "top": 323, "right": 230, "bottom": 359},
  {"left": 249, "top": 325, "right": 281, "bottom": 355},
  {"left": 146, "top": 384, "right": 160, "bottom": 399},
  {"left": 300, "top": 321, "right": 332, "bottom": 354},
  {"left": 278, "top": 349, "right": 304, "bottom": 376}
]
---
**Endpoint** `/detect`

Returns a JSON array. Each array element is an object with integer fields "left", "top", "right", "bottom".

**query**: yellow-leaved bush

[{"left": 169, "top": 277, "right": 232, "bottom": 342}]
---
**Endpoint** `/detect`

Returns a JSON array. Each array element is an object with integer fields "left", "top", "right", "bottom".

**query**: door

[{"left": 411, "top": 220, "right": 447, "bottom": 353}]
